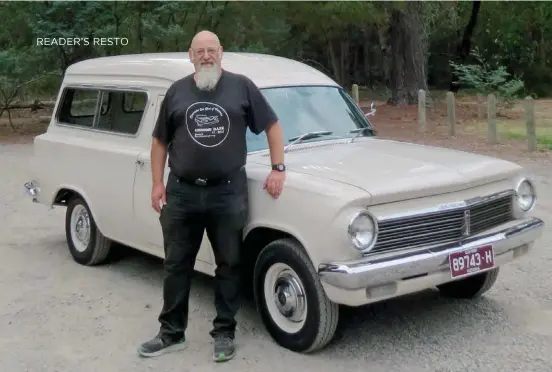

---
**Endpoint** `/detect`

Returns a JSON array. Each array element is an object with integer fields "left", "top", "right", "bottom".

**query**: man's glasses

[{"left": 192, "top": 47, "right": 220, "bottom": 57}]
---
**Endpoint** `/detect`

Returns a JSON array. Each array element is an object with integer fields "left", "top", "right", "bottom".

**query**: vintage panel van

[{"left": 24, "top": 52, "right": 545, "bottom": 353}]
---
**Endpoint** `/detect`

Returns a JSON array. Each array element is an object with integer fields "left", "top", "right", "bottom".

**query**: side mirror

[{"left": 365, "top": 101, "right": 376, "bottom": 117}]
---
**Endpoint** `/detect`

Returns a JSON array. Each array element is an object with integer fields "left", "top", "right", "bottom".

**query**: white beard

[{"left": 195, "top": 64, "right": 220, "bottom": 91}]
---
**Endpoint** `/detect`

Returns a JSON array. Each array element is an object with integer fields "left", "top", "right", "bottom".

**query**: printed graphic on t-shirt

[{"left": 185, "top": 101, "right": 231, "bottom": 147}]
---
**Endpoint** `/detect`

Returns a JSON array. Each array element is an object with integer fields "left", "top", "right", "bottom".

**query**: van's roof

[{"left": 65, "top": 52, "right": 340, "bottom": 89}]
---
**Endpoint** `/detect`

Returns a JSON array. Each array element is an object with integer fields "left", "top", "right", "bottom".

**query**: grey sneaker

[
  {"left": 137, "top": 335, "right": 186, "bottom": 357},
  {"left": 213, "top": 336, "right": 235, "bottom": 362}
]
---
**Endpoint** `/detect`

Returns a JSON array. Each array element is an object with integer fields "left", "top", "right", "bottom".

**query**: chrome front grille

[
  {"left": 469, "top": 194, "right": 514, "bottom": 235},
  {"left": 371, "top": 191, "right": 514, "bottom": 254}
]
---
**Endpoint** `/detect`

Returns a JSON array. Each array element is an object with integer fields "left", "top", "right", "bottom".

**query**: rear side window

[
  {"left": 58, "top": 88, "right": 100, "bottom": 128},
  {"left": 56, "top": 87, "right": 148, "bottom": 135}
]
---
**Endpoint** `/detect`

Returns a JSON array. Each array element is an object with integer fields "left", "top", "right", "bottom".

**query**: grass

[{"left": 499, "top": 121, "right": 552, "bottom": 151}]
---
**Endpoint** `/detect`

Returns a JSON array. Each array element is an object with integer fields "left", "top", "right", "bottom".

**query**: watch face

[{"left": 274, "top": 164, "right": 285, "bottom": 171}]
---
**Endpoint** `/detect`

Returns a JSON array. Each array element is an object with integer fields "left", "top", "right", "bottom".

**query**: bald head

[
  {"left": 189, "top": 30, "right": 223, "bottom": 91},
  {"left": 190, "top": 30, "right": 220, "bottom": 49}
]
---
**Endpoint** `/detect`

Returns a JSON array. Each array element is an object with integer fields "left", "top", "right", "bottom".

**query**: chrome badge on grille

[
  {"left": 463, "top": 209, "right": 471, "bottom": 236},
  {"left": 437, "top": 201, "right": 467, "bottom": 211}
]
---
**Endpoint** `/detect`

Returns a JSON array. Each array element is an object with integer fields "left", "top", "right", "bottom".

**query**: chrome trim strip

[
  {"left": 318, "top": 217, "right": 544, "bottom": 290},
  {"left": 377, "top": 189, "right": 514, "bottom": 222}
]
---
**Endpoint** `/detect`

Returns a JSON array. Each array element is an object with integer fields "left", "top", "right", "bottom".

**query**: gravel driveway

[{"left": 2, "top": 142, "right": 551, "bottom": 372}]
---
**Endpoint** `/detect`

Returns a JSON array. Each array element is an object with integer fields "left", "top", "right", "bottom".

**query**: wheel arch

[
  {"left": 241, "top": 225, "right": 309, "bottom": 295},
  {"left": 52, "top": 185, "right": 106, "bottom": 235}
]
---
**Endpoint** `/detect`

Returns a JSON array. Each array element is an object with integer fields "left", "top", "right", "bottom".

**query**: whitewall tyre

[
  {"left": 437, "top": 268, "right": 500, "bottom": 299},
  {"left": 65, "top": 196, "right": 112, "bottom": 266},
  {"left": 253, "top": 238, "right": 339, "bottom": 353}
]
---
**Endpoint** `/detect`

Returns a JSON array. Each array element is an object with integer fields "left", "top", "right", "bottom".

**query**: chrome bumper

[
  {"left": 23, "top": 181, "right": 40, "bottom": 202},
  {"left": 318, "top": 217, "right": 545, "bottom": 290}
]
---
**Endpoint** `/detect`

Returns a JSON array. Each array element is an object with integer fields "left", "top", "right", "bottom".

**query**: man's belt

[
  {"left": 174, "top": 166, "right": 244, "bottom": 187},
  {"left": 176, "top": 175, "right": 230, "bottom": 187}
]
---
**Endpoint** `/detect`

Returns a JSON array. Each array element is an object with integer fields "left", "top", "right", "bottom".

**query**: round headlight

[
  {"left": 348, "top": 211, "right": 378, "bottom": 251},
  {"left": 516, "top": 179, "right": 536, "bottom": 212}
]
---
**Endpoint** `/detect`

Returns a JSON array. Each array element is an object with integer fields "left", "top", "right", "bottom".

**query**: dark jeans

[{"left": 157, "top": 167, "right": 248, "bottom": 342}]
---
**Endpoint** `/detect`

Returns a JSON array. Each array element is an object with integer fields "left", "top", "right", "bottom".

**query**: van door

[{"left": 132, "top": 94, "right": 215, "bottom": 271}]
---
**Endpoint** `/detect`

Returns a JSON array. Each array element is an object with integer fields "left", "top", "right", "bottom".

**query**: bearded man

[{"left": 136, "top": 30, "right": 286, "bottom": 362}]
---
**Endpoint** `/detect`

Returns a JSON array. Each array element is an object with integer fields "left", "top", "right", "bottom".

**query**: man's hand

[
  {"left": 151, "top": 182, "right": 166, "bottom": 213},
  {"left": 263, "top": 170, "right": 285, "bottom": 199}
]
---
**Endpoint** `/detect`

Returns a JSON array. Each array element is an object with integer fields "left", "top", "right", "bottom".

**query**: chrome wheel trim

[
  {"left": 263, "top": 263, "right": 307, "bottom": 333},
  {"left": 70, "top": 204, "right": 91, "bottom": 253}
]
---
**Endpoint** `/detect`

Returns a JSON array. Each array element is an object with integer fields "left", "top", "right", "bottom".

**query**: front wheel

[
  {"left": 253, "top": 238, "right": 339, "bottom": 353},
  {"left": 65, "top": 195, "right": 112, "bottom": 266},
  {"left": 437, "top": 268, "right": 500, "bottom": 299}
]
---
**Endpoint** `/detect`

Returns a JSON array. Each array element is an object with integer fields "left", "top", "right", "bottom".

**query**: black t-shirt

[{"left": 152, "top": 69, "right": 278, "bottom": 180}]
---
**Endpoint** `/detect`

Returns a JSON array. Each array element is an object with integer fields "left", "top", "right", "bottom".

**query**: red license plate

[{"left": 449, "top": 245, "right": 495, "bottom": 278}]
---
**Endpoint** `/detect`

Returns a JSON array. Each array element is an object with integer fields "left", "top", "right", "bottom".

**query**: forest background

[{"left": 1, "top": 1, "right": 551, "bottom": 155}]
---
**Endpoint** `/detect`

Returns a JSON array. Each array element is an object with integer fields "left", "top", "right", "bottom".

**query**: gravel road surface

[{"left": 2, "top": 142, "right": 551, "bottom": 372}]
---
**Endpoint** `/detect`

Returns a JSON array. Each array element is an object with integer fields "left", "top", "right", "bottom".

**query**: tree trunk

[
  {"left": 211, "top": 1, "right": 229, "bottom": 34},
  {"left": 377, "top": 27, "right": 390, "bottom": 89},
  {"left": 137, "top": 4, "right": 143, "bottom": 53},
  {"left": 387, "top": 2, "right": 429, "bottom": 106},
  {"left": 327, "top": 39, "right": 341, "bottom": 85},
  {"left": 340, "top": 40, "right": 348, "bottom": 87},
  {"left": 449, "top": 1, "right": 481, "bottom": 92},
  {"left": 363, "top": 35, "right": 371, "bottom": 86}
]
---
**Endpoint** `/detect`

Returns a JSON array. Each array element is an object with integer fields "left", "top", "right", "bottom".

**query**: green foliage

[
  {"left": 1, "top": 1, "right": 552, "bottom": 100},
  {"left": 449, "top": 47, "right": 525, "bottom": 103},
  {"left": 0, "top": 46, "right": 61, "bottom": 103},
  {"left": 226, "top": 42, "right": 270, "bottom": 54}
]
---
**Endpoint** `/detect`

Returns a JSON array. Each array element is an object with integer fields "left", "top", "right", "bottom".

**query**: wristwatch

[{"left": 272, "top": 163, "right": 286, "bottom": 172}]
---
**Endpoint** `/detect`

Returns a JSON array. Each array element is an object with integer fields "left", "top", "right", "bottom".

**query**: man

[{"left": 137, "top": 30, "right": 286, "bottom": 362}]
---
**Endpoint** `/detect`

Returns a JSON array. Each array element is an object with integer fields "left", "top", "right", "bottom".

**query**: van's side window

[
  {"left": 96, "top": 90, "right": 147, "bottom": 135},
  {"left": 57, "top": 88, "right": 100, "bottom": 127},
  {"left": 57, "top": 87, "right": 148, "bottom": 135},
  {"left": 123, "top": 92, "right": 147, "bottom": 113}
]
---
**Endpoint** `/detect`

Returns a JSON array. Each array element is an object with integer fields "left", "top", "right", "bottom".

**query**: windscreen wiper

[
  {"left": 284, "top": 131, "right": 334, "bottom": 152},
  {"left": 348, "top": 127, "right": 373, "bottom": 143}
]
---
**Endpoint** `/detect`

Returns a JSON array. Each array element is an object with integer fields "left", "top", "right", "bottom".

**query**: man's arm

[
  {"left": 243, "top": 76, "right": 282, "bottom": 147},
  {"left": 151, "top": 137, "right": 167, "bottom": 186},
  {"left": 266, "top": 121, "right": 285, "bottom": 165},
  {"left": 151, "top": 94, "right": 173, "bottom": 186},
  {"left": 242, "top": 76, "right": 286, "bottom": 198}
]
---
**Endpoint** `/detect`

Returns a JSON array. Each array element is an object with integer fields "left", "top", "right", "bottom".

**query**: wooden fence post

[
  {"left": 418, "top": 89, "right": 426, "bottom": 133},
  {"left": 446, "top": 91, "right": 456, "bottom": 136},
  {"left": 487, "top": 93, "right": 498, "bottom": 144},
  {"left": 524, "top": 96, "right": 537, "bottom": 152},
  {"left": 352, "top": 84, "right": 359, "bottom": 104},
  {"left": 477, "top": 93, "right": 484, "bottom": 119}
]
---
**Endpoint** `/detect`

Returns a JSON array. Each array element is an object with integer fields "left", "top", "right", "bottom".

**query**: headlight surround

[
  {"left": 348, "top": 211, "right": 378, "bottom": 252},
  {"left": 515, "top": 178, "right": 536, "bottom": 213}
]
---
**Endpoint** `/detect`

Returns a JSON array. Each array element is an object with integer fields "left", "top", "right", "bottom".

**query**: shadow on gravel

[{"left": 92, "top": 242, "right": 509, "bottom": 358}]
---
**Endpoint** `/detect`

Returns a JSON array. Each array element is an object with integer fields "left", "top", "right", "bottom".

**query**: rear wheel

[
  {"left": 437, "top": 268, "right": 500, "bottom": 298},
  {"left": 65, "top": 196, "right": 112, "bottom": 266},
  {"left": 253, "top": 238, "right": 339, "bottom": 353}
]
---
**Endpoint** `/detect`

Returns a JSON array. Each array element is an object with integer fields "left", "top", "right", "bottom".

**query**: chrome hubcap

[
  {"left": 273, "top": 271, "right": 306, "bottom": 322},
  {"left": 263, "top": 262, "right": 307, "bottom": 333},
  {"left": 71, "top": 204, "right": 91, "bottom": 252}
]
